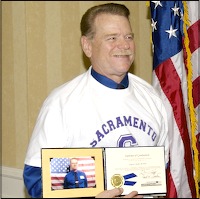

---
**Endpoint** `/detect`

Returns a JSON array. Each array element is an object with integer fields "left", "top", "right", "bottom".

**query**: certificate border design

[{"left": 41, "top": 148, "right": 104, "bottom": 198}]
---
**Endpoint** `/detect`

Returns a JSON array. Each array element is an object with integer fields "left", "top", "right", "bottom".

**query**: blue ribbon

[{"left": 123, "top": 173, "right": 137, "bottom": 186}]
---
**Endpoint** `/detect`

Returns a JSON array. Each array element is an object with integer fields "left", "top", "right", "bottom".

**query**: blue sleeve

[
  {"left": 23, "top": 164, "right": 42, "bottom": 198},
  {"left": 63, "top": 174, "right": 68, "bottom": 189}
]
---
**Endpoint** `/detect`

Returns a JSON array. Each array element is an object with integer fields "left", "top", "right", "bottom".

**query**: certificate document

[{"left": 104, "top": 146, "right": 166, "bottom": 196}]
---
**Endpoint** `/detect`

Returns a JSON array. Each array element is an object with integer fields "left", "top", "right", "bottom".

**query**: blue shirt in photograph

[{"left": 63, "top": 170, "right": 88, "bottom": 189}]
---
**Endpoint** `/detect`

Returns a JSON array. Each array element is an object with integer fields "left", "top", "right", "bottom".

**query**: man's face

[
  {"left": 70, "top": 159, "right": 78, "bottom": 171},
  {"left": 82, "top": 13, "right": 135, "bottom": 83}
]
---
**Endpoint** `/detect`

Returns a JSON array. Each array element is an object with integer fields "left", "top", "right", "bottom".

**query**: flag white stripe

[
  {"left": 187, "top": 1, "right": 199, "bottom": 25},
  {"left": 191, "top": 49, "right": 199, "bottom": 81}
]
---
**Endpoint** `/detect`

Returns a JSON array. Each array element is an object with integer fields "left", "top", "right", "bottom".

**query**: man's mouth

[
  {"left": 112, "top": 51, "right": 133, "bottom": 57},
  {"left": 113, "top": 54, "right": 132, "bottom": 57}
]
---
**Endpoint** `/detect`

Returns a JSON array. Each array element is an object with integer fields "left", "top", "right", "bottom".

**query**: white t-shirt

[{"left": 24, "top": 66, "right": 169, "bottom": 167}]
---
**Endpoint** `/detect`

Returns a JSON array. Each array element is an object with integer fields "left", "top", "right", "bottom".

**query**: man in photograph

[{"left": 63, "top": 158, "right": 88, "bottom": 189}]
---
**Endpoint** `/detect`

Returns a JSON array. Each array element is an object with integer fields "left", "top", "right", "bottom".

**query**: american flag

[
  {"left": 50, "top": 157, "right": 96, "bottom": 190},
  {"left": 149, "top": 1, "right": 199, "bottom": 198}
]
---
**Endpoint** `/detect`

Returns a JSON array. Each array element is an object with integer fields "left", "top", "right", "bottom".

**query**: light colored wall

[
  {"left": 2, "top": 166, "right": 29, "bottom": 198},
  {"left": 2, "top": 1, "right": 152, "bottom": 170}
]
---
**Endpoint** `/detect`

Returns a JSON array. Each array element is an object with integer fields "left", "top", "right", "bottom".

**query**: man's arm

[
  {"left": 23, "top": 164, "right": 42, "bottom": 198},
  {"left": 63, "top": 174, "right": 68, "bottom": 189}
]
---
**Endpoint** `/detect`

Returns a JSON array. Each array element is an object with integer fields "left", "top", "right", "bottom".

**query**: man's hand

[{"left": 95, "top": 188, "right": 143, "bottom": 198}]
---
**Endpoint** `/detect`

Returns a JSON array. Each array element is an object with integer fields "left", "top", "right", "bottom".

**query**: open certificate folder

[{"left": 41, "top": 146, "right": 166, "bottom": 198}]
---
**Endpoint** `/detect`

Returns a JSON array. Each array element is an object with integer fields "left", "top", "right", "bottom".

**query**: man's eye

[
  {"left": 126, "top": 35, "right": 133, "bottom": 40},
  {"left": 107, "top": 37, "right": 116, "bottom": 40}
]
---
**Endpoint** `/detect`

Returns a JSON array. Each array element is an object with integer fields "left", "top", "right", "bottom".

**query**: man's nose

[{"left": 117, "top": 39, "right": 130, "bottom": 49}]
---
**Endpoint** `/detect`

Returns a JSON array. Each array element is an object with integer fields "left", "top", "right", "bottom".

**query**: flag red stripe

[
  {"left": 82, "top": 169, "right": 95, "bottom": 173},
  {"left": 155, "top": 59, "right": 196, "bottom": 197},
  {"left": 51, "top": 177, "right": 64, "bottom": 180},
  {"left": 196, "top": 133, "right": 200, "bottom": 161},
  {"left": 82, "top": 174, "right": 95, "bottom": 178},
  {"left": 166, "top": 166, "right": 177, "bottom": 198},
  {"left": 52, "top": 183, "right": 63, "bottom": 187},
  {"left": 79, "top": 163, "right": 94, "bottom": 166},
  {"left": 188, "top": 20, "right": 200, "bottom": 53},
  {"left": 77, "top": 157, "right": 94, "bottom": 161},
  {"left": 192, "top": 76, "right": 200, "bottom": 108},
  {"left": 88, "top": 180, "right": 96, "bottom": 184}
]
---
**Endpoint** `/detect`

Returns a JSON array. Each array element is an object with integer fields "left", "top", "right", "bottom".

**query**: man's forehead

[{"left": 71, "top": 159, "right": 78, "bottom": 163}]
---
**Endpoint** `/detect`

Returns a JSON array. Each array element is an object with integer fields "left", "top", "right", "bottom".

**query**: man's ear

[{"left": 81, "top": 36, "right": 92, "bottom": 58}]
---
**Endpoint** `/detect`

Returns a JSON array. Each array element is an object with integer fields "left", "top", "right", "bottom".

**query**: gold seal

[{"left": 111, "top": 174, "right": 124, "bottom": 188}]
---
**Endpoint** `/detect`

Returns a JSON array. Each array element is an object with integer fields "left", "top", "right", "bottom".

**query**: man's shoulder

[
  {"left": 128, "top": 73, "right": 153, "bottom": 88},
  {"left": 50, "top": 70, "right": 89, "bottom": 95},
  {"left": 65, "top": 171, "right": 73, "bottom": 176},
  {"left": 128, "top": 73, "right": 162, "bottom": 101},
  {"left": 128, "top": 73, "right": 157, "bottom": 94},
  {"left": 42, "top": 69, "right": 90, "bottom": 107},
  {"left": 78, "top": 170, "right": 86, "bottom": 174}
]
